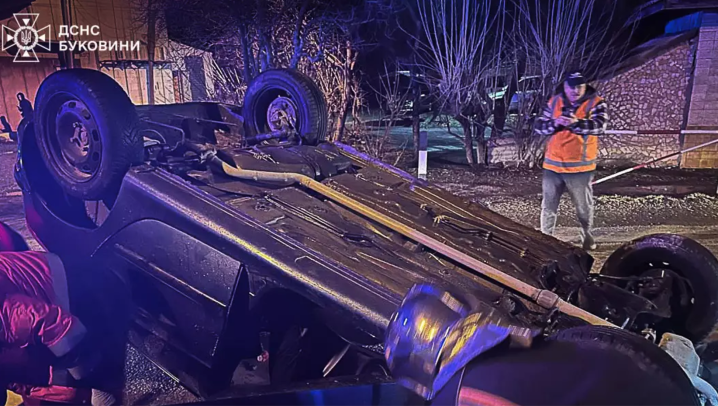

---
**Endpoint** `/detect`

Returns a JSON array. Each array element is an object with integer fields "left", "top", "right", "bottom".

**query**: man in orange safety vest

[{"left": 535, "top": 71, "right": 608, "bottom": 250}]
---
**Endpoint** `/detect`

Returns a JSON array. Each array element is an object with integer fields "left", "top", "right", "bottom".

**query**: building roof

[
  {"left": 599, "top": 29, "right": 698, "bottom": 81},
  {"left": 627, "top": 0, "right": 718, "bottom": 26}
]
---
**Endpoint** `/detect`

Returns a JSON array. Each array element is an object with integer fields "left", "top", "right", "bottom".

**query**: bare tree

[
  {"left": 509, "top": 0, "right": 633, "bottom": 167},
  {"left": 346, "top": 64, "right": 410, "bottom": 165},
  {"left": 411, "top": 0, "right": 508, "bottom": 166},
  {"left": 366, "top": 63, "right": 412, "bottom": 159},
  {"left": 306, "top": 0, "right": 399, "bottom": 141}
]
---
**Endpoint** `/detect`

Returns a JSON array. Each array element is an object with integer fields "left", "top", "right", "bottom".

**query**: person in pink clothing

[{"left": 0, "top": 222, "right": 109, "bottom": 405}]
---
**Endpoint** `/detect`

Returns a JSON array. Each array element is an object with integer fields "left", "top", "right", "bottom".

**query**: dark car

[{"left": 13, "top": 68, "right": 718, "bottom": 399}]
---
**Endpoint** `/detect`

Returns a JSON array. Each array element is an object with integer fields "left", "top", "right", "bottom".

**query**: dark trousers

[{"left": 540, "top": 169, "right": 594, "bottom": 239}]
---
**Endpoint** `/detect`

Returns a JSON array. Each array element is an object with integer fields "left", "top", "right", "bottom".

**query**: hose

[{"left": 212, "top": 156, "right": 616, "bottom": 327}]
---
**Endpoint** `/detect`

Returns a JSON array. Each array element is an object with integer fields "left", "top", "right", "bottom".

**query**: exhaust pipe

[{"left": 212, "top": 156, "right": 615, "bottom": 328}]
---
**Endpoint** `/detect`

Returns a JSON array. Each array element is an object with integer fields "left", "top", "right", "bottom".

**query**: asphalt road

[{"left": 2, "top": 139, "right": 718, "bottom": 404}]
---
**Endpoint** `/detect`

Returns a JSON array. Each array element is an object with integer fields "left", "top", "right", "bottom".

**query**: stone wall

[
  {"left": 687, "top": 15, "right": 718, "bottom": 128},
  {"left": 487, "top": 133, "right": 683, "bottom": 167},
  {"left": 684, "top": 13, "right": 718, "bottom": 169},
  {"left": 488, "top": 137, "right": 519, "bottom": 164},
  {"left": 598, "top": 133, "right": 681, "bottom": 167},
  {"left": 487, "top": 39, "right": 695, "bottom": 168},
  {"left": 596, "top": 40, "right": 694, "bottom": 168},
  {"left": 598, "top": 42, "right": 693, "bottom": 132}
]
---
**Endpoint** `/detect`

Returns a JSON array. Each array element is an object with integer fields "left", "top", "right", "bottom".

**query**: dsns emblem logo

[{"left": 2, "top": 14, "right": 51, "bottom": 63}]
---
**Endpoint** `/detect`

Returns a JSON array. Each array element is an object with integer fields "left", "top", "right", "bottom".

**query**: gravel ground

[
  {"left": 124, "top": 346, "right": 198, "bottom": 405},
  {"left": 408, "top": 164, "right": 718, "bottom": 228},
  {"left": 480, "top": 193, "right": 718, "bottom": 267},
  {"left": 413, "top": 164, "right": 718, "bottom": 268},
  {"left": 408, "top": 164, "right": 718, "bottom": 198},
  {"left": 480, "top": 193, "right": 718, "bottom": 229}
]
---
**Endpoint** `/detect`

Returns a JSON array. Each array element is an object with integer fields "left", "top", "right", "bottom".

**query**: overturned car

[{"left": 13, "top": 68, "right": 718, "bottom": 400}]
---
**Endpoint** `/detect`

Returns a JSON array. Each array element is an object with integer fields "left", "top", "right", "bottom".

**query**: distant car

[
  {"left": 14, "top": 68, "right": 718, "bottom": 400},
  {"left": 488, "top": 75, "right": 543, "bottom": 113},
  {"left": 377, "top": 70, "right": 433, "bottom": 120}
]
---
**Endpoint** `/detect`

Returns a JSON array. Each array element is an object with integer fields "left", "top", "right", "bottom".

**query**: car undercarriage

[{"left": 13, "top": 68, "right": 718, "bottom": 400}]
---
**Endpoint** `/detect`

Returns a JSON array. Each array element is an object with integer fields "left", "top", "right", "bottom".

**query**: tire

[
  {"left": 243, "top": 69, "right": 328, "bottom": 145},
  {"left": 600, "top": 234, "right": 718, "bottom": 342},
  {"left": 34, "top": 69, "right": 143, "bottom": 200},
  {"left": 550, "top": 325, "right": 700, "bottom": 405}
]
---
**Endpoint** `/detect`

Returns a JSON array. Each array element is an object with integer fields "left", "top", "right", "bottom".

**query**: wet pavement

[{"left": 2, "top": 138, "right": 718, "bottom": 404}]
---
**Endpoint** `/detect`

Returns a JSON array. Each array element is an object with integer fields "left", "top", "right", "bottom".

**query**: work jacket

[{"left": 535, "top": 86, "right": 608, "bottom": 173}]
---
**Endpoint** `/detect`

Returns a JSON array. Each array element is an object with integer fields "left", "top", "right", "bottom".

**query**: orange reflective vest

[{"left": 543, "top": 95, "right": 603, "bottom": 173}]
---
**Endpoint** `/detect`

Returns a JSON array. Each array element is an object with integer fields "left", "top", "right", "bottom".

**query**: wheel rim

[
  {"left": 252, "top": 89, "right": 300, "bottom": 134},
  {"left": 267, "top": 96, "right": 298, "bottom": 132},
  {"left": 628, "top": 263, "right": 696, "bottom": 337},
  {"left": 46, "top": 96, "right": 102, "bottom": 182}
]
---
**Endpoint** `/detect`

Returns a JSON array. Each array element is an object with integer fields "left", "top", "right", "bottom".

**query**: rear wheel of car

[
  {"left": 600, "top": 234, "right": 718, "bottom": 343},
  {"left": 550, "top": 325, "right": 700, "bottom": 405},
  {"left": 34, "top": 69, "right": 143, "bottom": 200},
  {"left": 243, "top": 69, "right": 328, "bottom": 145}
]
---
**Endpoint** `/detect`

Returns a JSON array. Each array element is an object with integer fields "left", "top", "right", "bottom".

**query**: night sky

[{"left": 160, "top": 0, "right": 712, "bottom": 75}]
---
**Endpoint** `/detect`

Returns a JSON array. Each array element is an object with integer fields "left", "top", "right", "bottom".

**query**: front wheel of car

[
  {"left": 600, "top": 234, "right": 718, "bottom": 343},
  {"left": 34, "top": 69, "right": 143, "bottom": 201}
]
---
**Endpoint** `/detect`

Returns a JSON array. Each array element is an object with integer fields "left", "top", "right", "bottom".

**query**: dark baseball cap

[{"left": 565, "top": 71, "right": 587, "bottom": 87}]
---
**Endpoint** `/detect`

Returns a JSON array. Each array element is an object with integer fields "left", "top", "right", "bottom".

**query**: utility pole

[{"left": 60, "top": 0, "right": 74, "bottom": 68}]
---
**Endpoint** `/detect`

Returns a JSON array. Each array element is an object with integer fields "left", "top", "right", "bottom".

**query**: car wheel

[
  {"left": 34, "top": 69, "right": 143, "bottom": 200},
  {"left": 550, "top": 325, "right": 700, "bottom": 405},
  {"left": 243, "top": 69, "right": 328, "bottom": 145},
  {"left": 600, "top": 234, "right": 718, "bottom": 343}
]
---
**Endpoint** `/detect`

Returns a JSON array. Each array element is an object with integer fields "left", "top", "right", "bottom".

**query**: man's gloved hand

[{"left": 384, "top": 284, "right": 540, "bottom": 400}]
